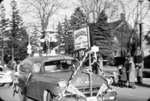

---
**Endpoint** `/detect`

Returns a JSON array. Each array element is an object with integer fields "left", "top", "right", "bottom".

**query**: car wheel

[{"left": 43, "top": 90, "right": 52, "bottom": 101}]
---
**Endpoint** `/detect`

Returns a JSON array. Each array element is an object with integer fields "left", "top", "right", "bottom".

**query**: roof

[
  {"left": 108, "top": 20, "right": 122, "bottom": 29},
  {"left": 22, "top": 55, "right": 75, "bottom": 64}
]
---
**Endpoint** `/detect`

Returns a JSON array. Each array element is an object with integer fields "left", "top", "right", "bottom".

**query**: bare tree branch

[
  {"left": 79, "top": 0, "right": 126, "bottom": 23},
  {"left": 22, "top": 0, "right": 63, "bottom": 34}
]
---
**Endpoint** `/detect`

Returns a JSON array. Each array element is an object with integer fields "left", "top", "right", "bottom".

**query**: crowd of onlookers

[{"left": 117, "top": 48, "right": 143, "bottom": 88}]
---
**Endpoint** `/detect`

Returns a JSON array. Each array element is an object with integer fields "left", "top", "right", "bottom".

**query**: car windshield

[{"left": 44, "top": 59, "right": 79, "bottom": 72}]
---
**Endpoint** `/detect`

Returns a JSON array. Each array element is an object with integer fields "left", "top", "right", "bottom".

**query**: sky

[{"left": 2, "top": 0, "right": 150, "bottom": 32}]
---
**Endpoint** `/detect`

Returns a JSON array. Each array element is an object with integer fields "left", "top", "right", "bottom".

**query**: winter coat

[
  {"left": 120, "top": 66, "right": 127, "bottom": 81},
  {"left": 124, "top": 60, "right": 130, "bottom": 81},
  {"left": 129, "top": 61, "right": 136, "bottom": 82},
  {"left": 136, "top": 62, "right": 143, "bottom": 77}
]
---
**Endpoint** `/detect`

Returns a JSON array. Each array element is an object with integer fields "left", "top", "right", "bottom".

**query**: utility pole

[
  {"left": 0, "top": 4, "right": 5, "bottom": 66},
  {"left": 139, "top": 0, "right": 143, "bottom": 50}
]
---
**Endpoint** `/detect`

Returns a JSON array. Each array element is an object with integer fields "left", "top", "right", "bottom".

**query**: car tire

[{"left": 43, "top": 90, "right": 52, "bottom": 101}]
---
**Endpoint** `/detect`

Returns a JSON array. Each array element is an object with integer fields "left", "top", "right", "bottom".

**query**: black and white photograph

[{"left": 0, "top": 0, "right": 150, "bottom": 101}]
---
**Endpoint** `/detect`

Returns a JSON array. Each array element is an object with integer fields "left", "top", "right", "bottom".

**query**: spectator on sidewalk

[
  {"left": 118, "top": 65, "right": 122, "bottom": 87},
  {"left": 124, "top": 56, "right": 130, "bottom": 87},
  {"left": 128, "top": 57, "right": 136, "bottom": 88},
  {"left": 120, "top": 64, "right": 127, "bottom": 87},
  {"left": 134, "top": 47, "right": 144, "bottom": 84}
]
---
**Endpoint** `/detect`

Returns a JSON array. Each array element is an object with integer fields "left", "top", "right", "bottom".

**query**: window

[
  {"left": 33, "top": 63, "right": 41, "bottom": 73},
  {"left": 44, "top": 59, "right": 79, "bottom": 72}
]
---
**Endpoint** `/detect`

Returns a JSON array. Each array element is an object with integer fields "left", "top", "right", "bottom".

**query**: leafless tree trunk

[{"left": 22, "top": 0, "right": 63, "bottom": 36}]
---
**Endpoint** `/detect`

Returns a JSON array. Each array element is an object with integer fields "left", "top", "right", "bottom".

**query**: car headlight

[{"left": 57, "top": 81, "right": 67, "bottom": 88}]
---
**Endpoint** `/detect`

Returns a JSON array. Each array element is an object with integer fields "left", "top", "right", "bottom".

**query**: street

[
  {"left": 0, "top": 78, "right": 150, "bottom": 101},
  {"left": 115, "top": 78, "right": 150, "bottom": 101}
]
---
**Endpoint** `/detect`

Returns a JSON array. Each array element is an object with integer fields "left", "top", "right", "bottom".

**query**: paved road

[
  {"left": 115, "top": 78, "right": 150, "bottom": 101},
  {"left": 0, "top": 85, "right": 19, "bottom": 101},
  {"left": 0, "top": 78, "right": 150, "bottom": 101}
]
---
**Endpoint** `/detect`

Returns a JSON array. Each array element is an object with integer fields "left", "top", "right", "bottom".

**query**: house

[{"left": 108, "top": 13, "right": 137, "bottom": 57}]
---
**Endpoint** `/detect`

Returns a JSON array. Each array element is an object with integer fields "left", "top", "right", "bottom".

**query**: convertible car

[{"left": 15, "top": 55, "right": 117, "bottom": 101}]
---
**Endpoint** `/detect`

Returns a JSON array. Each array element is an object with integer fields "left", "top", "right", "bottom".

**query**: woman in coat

[{"left": 128, "top": 57, "right": 136, "bottom": 88}]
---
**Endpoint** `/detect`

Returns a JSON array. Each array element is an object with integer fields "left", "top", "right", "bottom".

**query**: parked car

[
  {"left": 14, "top": 55, "right": 117, "bottom": 101},
  {"left": 0, "top": 65, "right": 13, "bottom": 86}
]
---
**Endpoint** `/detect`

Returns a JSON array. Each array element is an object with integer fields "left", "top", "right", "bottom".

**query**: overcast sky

[
  {"left": 2, "top": 0, "right": 150, "bottom": 33},
  {"left": 2, "top": 0, "right": 79, "bottom": 31}
]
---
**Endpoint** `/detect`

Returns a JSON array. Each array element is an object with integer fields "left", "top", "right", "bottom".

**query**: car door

[{"left": 25, "top": 63, "right": 43, "bottom": 100}]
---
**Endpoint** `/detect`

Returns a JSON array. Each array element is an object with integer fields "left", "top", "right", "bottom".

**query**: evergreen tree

[
  {"left": 63, "top": 17, "right": 74, "bottom": 54},
  {"left": 0, "top": 4, "right": 9, "bottom": 36},
  {"left": 57, "top": 22, "right": 64, "bottom": 45},
  {"left": 30, "top": 27, "right": 41, "bottom": 53},
  {"left": 0, "top": 4, "right": 9, "bottom": 64},
  {"left": 90, "top": 10, "right": 114, "bottom": 57},
  {"left": 56, "top": 22, "right": 64, "bottom": 53},
  {"left": 70, "top": 7, "right": 87, "bottom": 30},
  {"left": 61, "top": 7, "right": 87, "bottom": 54},
  {"left": 8, "top": 0, "right": 28, "bottom": 60}
]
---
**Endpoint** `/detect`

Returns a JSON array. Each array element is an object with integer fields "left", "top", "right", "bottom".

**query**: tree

[
  {"left": 70, "top": 7, "right": 87, "bottom": 30},
  {"left": 0, "top": 4, "right": 9, "bottom": 64},
  {"left": 30, "top": 26, "right": 41, "bottom": 53},
  {"left": 22, "top": 0, "right": 63, "bottom": 37},
  {"left": 62, "top": 17, "right": 74, "bottom": 54},
  {"left": 22, "top": 0, "right": 66, "bottom": 54},
  {"left": 14, "top": 27, "right": 28, "bottom": 60},
  {"left": 78, "top": 0, "right": 125, "bottom": 23},
  {"left": 59, "top": 8, "right": 87, "bottom": 54},
  {"left": 9, "top": 0, "right": 28, "bottom": 61},
  {"left": 0, "top": 4, "right": 9, "bottom": 36},
  {"left": 56, "top": 22, "right": 63, "bottom": 46},
  {"left": 89, "top": 11, "right": 114, "bottom": 57}
]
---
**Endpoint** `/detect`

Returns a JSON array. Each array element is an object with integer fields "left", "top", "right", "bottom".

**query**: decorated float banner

[{"left": 74, "top": 27, "right": 90, "bottom": 50}]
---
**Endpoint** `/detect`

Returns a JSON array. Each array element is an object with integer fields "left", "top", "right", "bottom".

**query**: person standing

[
  {"left": 118, "top": 65, "right": 122, "bottom": 87},
  {"left": 124, "top": 56, "right": 130, "bottom": 87},
  {"left": 128, "top": 57, "right": 136, "bottom": 88},
  {"left": 120, "top": 64, "right": 127, "bottom": 87},
  {"left": 134, "top": 47, "right": 144, "bottom": 84}
]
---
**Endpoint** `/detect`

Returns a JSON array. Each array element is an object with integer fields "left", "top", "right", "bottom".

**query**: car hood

[
  {"left": 32, "top": 71, "right": 73, "bottom": 84},
  {"left": 71, "top": 71, "right": 107, "bottom": 88},
  {"left": 33, "top": 70, "right": 107, "bottom": 88}
]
